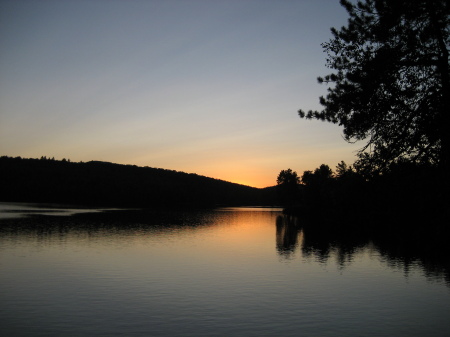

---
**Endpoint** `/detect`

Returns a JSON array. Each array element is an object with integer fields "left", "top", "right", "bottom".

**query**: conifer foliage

[{"left": 298, "top": 0, "right": 450, "bottom": 173}]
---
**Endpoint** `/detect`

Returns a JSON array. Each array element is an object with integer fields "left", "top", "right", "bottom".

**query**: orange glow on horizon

[{"left": 199, "top": 168, "right": 277, "bottom": 189}]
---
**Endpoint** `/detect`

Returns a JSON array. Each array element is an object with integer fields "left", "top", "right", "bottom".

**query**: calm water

[{"left": 1, "top": 203, "right": 449, "bottom": 337}]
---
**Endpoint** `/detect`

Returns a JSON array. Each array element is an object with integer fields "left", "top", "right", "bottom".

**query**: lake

[{"left": 1, "top": 202, "right": 449, "bottom": 336}]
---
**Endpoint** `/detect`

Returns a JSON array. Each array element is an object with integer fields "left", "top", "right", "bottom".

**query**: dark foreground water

[{"left": 1, "top": 203, "right": 449, "bottom": 337}]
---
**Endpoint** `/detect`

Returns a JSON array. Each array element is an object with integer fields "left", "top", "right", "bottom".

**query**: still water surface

[{"left": 1, "top": 203, "right": 449, "bottom": 336}]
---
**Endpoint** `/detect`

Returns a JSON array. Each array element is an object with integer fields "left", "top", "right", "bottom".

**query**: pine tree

[{"left": 298, "top": 0, "right": 449, "bottom": 173}]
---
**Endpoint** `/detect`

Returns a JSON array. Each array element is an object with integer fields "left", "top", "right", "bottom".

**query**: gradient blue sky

[{"left": 0, "top": 0, "right": 360, "bottom": 188}]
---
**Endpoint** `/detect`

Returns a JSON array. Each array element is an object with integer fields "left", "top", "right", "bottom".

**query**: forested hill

[{"left": 0, "top": 156, "right": 277, "bottom": 207}]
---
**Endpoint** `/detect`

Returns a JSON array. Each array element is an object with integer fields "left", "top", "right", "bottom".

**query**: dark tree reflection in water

[
  {"left": 275, "top": 214, "right": 450, "bottom": 286},
  {"left": 275, "top": 215, "right": 300, "bottom": 258}
]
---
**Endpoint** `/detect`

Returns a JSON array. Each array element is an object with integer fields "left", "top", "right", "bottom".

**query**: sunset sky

[{"left": 0, "top": 0, "right": 361, "bottom": 188}]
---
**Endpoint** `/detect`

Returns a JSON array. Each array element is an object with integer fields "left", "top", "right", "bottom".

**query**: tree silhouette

[
  {"left": 298, "top": 164, "right": 334, "bottom": 209},
  {"left": 298, "top": 0, "right": 450, "bottom": 174},
  {"left": 314, "top": 164, "right": 333, "bottom": 180},
  {"left": 301, "top": 164, "right": 333, "bottom": 185},
  {"left": 335, "top": 160, "right": 356, "bottom": 179},
  {"left": 276, "top": 169, "right": 300, "bottom": 205},
  {"left": 277, "top": 168, "right": 300, "bottom": 186}
]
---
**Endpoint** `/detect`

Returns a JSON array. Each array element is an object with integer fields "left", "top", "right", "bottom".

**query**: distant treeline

[
  {"left": 0, "top": 156, "right": 278, "bottom": 207},
  {"left": 279, "top": 161, "right": 449, "bottom": 235}
]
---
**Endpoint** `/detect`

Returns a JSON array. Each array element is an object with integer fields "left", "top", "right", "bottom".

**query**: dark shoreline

[{"left": 0, "top": 156, "right": 279, "bottom": 208}]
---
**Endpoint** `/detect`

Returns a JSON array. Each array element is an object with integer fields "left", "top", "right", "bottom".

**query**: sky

[{"left": 0, "top": 0, "right": 361, "bottom": 188}]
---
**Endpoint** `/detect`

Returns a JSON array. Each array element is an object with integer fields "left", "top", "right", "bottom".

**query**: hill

[{"left": 0, "top": 156, "right": 277, "bottom": 207}]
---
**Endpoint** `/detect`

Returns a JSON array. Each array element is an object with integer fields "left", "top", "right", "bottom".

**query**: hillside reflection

[
  {"left": 0, "top": 209, "right": 218, "bottom": 251},
  {"left": 275, "top": 214, "right": 450, "bottom": 286}
]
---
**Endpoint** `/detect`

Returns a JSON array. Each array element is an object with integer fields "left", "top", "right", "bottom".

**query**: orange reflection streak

[{"left": 129, "top": 208, "right": 283, "bottom": 258}]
